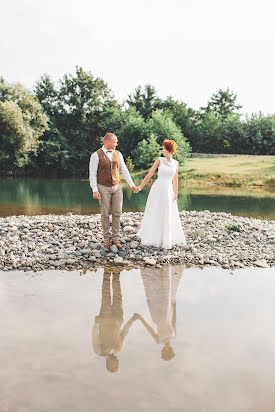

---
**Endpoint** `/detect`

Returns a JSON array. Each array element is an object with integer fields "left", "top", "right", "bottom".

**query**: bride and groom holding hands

[{"left": 89, "top": 132, "right": 186, "bottom": 250}]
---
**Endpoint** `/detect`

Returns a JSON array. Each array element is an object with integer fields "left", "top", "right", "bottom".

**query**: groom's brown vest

[{"left": 96, "top": 149, "right": 120, "bottom": 187}]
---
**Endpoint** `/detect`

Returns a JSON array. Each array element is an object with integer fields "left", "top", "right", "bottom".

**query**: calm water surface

[
  {"left": 0, "top": 266, "right": 275, "bottom": 412},
  {"left": 0, "top": 177, "right": 274, "bottom": 219}
]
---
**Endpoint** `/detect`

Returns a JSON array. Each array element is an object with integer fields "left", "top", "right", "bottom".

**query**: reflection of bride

[
  {"left": 136, "top": 265, "right": 183, "bottom": 361},
  {"left": 92, "top": 267, "right": 137, "bottom": 373}
]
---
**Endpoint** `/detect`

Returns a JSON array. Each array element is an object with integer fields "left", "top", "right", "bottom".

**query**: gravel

[{"left": 0, "top": 210, "right": 274, "bottom": 271}]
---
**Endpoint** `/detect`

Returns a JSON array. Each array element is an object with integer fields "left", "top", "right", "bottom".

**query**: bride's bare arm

[
  {"left": 172, "top": 166, "right": 178, "bottom": 201},
  {"left": 138, "top": 158, "right": 160, "bottom": 191},
  {"left": 134, "top": 313, "right": 159, "bottom": 343}
]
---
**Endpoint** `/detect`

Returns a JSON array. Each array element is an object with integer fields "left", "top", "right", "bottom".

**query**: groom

[{"left": 89, "top": 133, "right": 138, "bottom": 248}]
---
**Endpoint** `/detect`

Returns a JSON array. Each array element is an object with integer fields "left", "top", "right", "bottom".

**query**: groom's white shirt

[{"left": 89, "top": 146, "right": 134, "bottom": 192}]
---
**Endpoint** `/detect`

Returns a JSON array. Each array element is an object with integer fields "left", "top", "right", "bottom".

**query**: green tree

[
  {"left": 195, "top": 111, "right": 224, "bottom": 153},
  {"left": 127, "top": 84, "right": 161, "bottom": 119},
  {"left": 146, "top": 110, "right": 191, "bottom": 163},
  {"left": 156, "top": 97, "right": 200, "bottom": 150},
  {"left": 32, "top": 75, "right": 70, "bottom": 173},
  {"left": 242, "top": 114, "right": 275, "bottom": 154},
  {"left": 112, "top": 108, "right": 147, "bottom": 158},
  {"left": 222, "top": 114, "right": 244, "bottom": 153},
  {"left": 133, "top": 133, "right": 162, "bottom": 168},
  {"left": 0, "top": 78, "right": 48, "bottom": 171},
  {"left": 34, "top": 67, "right": 118, "bottom": 174},
  {"left": 201, "top": 88, "right": 242, "bottom": 119}
]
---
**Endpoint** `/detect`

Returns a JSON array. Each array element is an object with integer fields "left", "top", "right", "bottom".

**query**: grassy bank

[{"left": 133, "top": 155, "right": 275, "bottom": 187}]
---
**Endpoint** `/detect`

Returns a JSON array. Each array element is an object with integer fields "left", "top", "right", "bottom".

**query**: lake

[
  {"left": 0, "top": 177, "right": 274, "bottom": 219},
  {"left": 0, "top": 265, "right": 275, "bottom": 412}
]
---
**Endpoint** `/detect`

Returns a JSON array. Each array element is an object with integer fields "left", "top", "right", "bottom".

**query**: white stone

[
  {"left": 123, "top": 226, "right": 135, "bottom": 233},
  {"left": 65, "top": 259, "right": 77, "bottom": 264},
  {"left": 198, "top": 229, "right": 205, "bottom": 238},
  {"left": 254, "top": 260, "right": 270, "bottom": 268},
  {"left": 130, "top": 241, "right": 139, "bottom": 249},
  {"left": 78, "top": 241, "right": 86, "bottom": 248},
  {"left": 50, "top": 260, "right": 66, "bottom": 267},
  {"left": 114, "top": 256, "right": 124, "bottom": 264},
  {"left": 144, "top": 257, "right": 157, "bottom": 266},
  {"left": 252, "top": 222, "right": 262, "bottom": 230}
]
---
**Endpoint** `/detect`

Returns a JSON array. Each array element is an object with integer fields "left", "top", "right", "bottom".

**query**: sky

[{"left": 1, "top": 0, "right": 275, "bottom": 114}]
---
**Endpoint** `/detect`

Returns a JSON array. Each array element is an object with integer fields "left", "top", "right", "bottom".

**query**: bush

[{"left": 126, "top": 156, "right": 134, "bottom": 173}]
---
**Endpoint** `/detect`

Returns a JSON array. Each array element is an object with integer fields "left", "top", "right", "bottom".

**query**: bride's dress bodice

[{"left": 157, "top": 157, "right": 178, "bottom": 181}]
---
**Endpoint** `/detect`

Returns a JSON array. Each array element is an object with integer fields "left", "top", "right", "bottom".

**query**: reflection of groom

[
  {"left": 92, "top": 267, "right": 137, "bottom": 373},
  {"left": 89, "top": 133, "right": 138, "bottom": 248}
]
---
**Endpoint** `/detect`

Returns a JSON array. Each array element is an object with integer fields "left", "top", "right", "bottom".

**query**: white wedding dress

[{"left": 137, "top": 157, "right": 186, "bottom": 249}]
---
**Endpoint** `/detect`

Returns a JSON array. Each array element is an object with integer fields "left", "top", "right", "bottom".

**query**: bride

[{"left": 137, "top": 139, "right": 187, "bottom": 249}]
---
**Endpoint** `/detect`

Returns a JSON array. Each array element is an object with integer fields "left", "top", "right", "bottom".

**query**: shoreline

[{"left": 0, "top": 211, "right": 274, "bottom": 271}]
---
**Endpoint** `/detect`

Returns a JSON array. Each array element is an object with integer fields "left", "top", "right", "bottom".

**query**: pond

[
  {"left": 0, "top": 265, "right": 274, "bottom": 412},
  {"left": 0, "top": 177, "right": 274, "bottom": 219}
]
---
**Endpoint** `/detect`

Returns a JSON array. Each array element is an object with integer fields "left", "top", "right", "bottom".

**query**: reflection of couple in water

[{"left": 92, "top": 265, "right": 183, "bottom": 373}]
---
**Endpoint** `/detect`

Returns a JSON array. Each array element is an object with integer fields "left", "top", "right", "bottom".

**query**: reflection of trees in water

[
  {"left": 189, "top": 194, "right": 274, "bottom": 218},
  {"left": 0, "top": 177, "right": 93, "bottom": 209},
  {"left": 123, "top": 183, "right": 192, "bottom": 211},
  {"left": 0, "top": 177, "right": 274, "bottom": 218}
]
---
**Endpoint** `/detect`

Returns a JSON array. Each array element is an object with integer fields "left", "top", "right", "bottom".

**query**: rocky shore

[{"left": 0, "top": 211, "right": 274, "bottom": 271}]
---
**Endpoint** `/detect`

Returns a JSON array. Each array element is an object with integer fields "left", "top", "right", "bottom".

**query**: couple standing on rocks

[{"left": 89, "top": 133, "right": 187, "bottom": 250}]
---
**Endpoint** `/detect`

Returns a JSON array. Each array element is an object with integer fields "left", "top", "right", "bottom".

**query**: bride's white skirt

[{"left": 137, "top": 178, "right": 186, "bottom": 249}]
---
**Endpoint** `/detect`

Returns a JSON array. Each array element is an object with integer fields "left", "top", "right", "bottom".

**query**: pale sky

[{"left": 1, "top": 0, "right": 275, "bottom": 114}]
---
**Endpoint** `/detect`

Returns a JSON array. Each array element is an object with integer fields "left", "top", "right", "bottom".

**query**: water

[
  {"left": 0, "top": 265, "right": 275, "bottom": 412},
  {"left": 0, "top": 177, "right": 274, "bottom": 219}
]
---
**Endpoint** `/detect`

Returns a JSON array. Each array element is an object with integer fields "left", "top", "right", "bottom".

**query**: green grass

[{"left": 132, "top": 155, "right": 275, "bottom": 187}]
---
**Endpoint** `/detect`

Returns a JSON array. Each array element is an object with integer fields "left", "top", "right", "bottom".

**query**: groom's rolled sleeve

[
  {"left": 89, "top": 152, "right": 99, "bottom": 192},
  {"left": 119, "top": 153, "right": 134, "bottom": 187}
]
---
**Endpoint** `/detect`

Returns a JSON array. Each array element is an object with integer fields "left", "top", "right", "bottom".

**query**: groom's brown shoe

[
  {"left": 104, "top": 239, "right": 111, "bottom": 248},
  {"left": 112, "top": 240, "right": 122, "bottom": 249}
]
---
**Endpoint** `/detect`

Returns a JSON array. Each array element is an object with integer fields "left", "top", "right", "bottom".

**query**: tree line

[{"left": 0, "top": 67, "right": 274, "bottom": 176}]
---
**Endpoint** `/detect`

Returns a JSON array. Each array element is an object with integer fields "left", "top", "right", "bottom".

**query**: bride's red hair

[{"left": 162, "top": 139, "right": 178, "bottom": 154}]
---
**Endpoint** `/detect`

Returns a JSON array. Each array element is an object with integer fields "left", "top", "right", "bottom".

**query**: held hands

[
  {"left": 132, "top": 185, "right": 143, "bottom": 193},
  {"left": 93, "top": 191, "right": 101, "bottom": 200},
  {"left": 174, "top": 194, "right": 178, "bottom": 201}
]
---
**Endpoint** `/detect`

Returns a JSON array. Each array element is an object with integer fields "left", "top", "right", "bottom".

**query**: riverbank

[
  {"left": 0, "top": 211, "right": 274, "bottom": 271},
  {"left": 134, "top": 155, "right": 275, "bottom": 187}
]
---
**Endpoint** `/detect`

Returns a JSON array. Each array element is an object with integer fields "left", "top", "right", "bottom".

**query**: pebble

[
  {"left": 0, "top": 211, "right": 273, "bottom": 271},
  {"left": 110, "top": 244, "right": 118, "bottom": 254},
  {"left": 114, "top": 256, "right": 124, "bottom": 265},
  {"left": 144, "top": 257, "right": 157, "bottom": 266},
  {"left": 254, "top": 260, "right": 270, "bottom": 268},
  {"left": 130, "top": 241, "right": 139, "bottom": 249},
  {"left": 123, "top": 226, "right": 135, "bottom": 233}
]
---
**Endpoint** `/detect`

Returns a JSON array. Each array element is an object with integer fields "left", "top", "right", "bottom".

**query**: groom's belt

[{"left": 98, "top": 183, "right": 121, "bottom": 187}]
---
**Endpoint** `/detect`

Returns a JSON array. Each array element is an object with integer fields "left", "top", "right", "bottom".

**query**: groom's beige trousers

[{"left": 98, "top": 183, "right": 123, "bottom": 241}]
